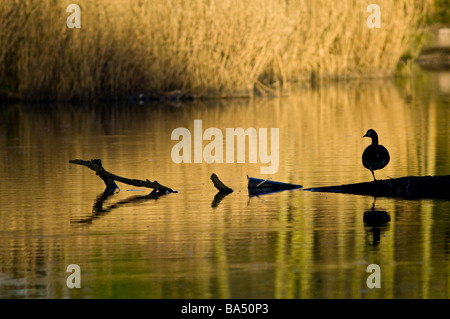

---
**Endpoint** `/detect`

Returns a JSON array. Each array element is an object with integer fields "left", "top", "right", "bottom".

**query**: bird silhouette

[{"left": 362, "top": 129, "right": 390, "bottom": 181}]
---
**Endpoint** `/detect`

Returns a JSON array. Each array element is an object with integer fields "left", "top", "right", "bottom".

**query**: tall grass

[{"left": 0, "top": 0, "right": 428, "bottom": 101}]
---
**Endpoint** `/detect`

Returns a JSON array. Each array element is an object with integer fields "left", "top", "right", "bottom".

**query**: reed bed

[{"left": 0, "top": 0, "right": 428, "bottom": 101}]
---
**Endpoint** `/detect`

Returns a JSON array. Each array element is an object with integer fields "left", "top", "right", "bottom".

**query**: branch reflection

[
  {"left": 211, "top": 191, "right": 233, "bottom": 208},
  {"left": 71, "top": 188, "right": 167, "bottom": 224}
]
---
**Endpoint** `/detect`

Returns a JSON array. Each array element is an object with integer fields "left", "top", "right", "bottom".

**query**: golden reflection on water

[{"left": 0, "top": 76, "right": 449, "bottom": 298}]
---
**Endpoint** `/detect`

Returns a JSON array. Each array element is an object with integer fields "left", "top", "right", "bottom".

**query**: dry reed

[{"left": 0, "top": 0, "right": 428, "bottom": 101}]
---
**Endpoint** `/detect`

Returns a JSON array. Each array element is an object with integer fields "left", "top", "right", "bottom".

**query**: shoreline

[{"left": 0, "top": 0, "right": 427, "bottom": 103}]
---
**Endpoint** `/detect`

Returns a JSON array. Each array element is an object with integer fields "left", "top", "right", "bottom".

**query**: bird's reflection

[
  {"left": 363, "top": 198, "right": 391, "bottom": 246},
  {"left": 71, "top": 188, "right": 167, "bottom": 224}
]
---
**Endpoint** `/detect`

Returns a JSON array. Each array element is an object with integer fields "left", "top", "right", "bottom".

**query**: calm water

[{"left": 0, "top": 69, "right": 449, "bottom": 299}]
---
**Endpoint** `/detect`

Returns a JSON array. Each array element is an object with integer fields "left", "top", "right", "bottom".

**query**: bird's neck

[{"left": 371, "top": 135, "right": 379, "bottom": 145}]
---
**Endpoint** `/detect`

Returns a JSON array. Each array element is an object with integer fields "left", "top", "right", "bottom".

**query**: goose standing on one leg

[{"left": 362, "top": 129, "right": 390, "bottom": 181}]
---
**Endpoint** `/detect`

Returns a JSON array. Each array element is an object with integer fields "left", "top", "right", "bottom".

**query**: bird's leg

[{"left": 371, "top": 170, "right": 376, "bottom": 181}]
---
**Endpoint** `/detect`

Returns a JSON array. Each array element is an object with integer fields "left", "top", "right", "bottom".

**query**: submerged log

[
  {"left": 69, "top": 159, "right": 175, "bottom": 193},
  {"left": 210, "top": 173, "right": 233, "bottom": 194},
  {"left": 248, "top": 176, "right": 303, "bottom": 195},
  {"left": 210, "top": 173, "right": 233, "bottom": 208},
  {"left": 304, "top": 175, "right": 450, "bottom": 200}
]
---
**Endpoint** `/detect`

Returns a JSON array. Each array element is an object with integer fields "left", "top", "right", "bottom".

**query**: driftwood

[
  {"left": 69, "top": 159, "right": 175, "bottom": 193},
  {"left": 244, "top": 174, "right": 449, "bottom": 200},
  {"left": 248, "top": 176, "right": 303, "bottom": 195},
  {"left": 210, "top": 173, "right": 233, "bottom": 194},
  {"left": 210, "top": 174, "right": 233, "bottom": 208},
  {"left": 304, "top": 175, "right": 450, "bottom": 200}
]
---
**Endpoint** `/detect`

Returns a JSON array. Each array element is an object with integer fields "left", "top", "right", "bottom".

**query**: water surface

[{"left": 0, "top": 69, "right": 449, "bottom": 298}]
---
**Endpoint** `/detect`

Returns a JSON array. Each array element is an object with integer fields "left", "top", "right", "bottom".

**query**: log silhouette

[
  {"left": 245, "top": 174, "right": 449, "bottom": 200},
  {"left": 248, "top": 176, "right": 302, "bottom": 195},
  {"left": 69, "top": 159, "right": 175, "bottom": 193},
  {"left": 210, "top": 173, "right": 233, "bottom": 208},
  {"left": 304, "top": 175, "right": 450, "bottom": 200},
  {"left": 210, "top": 173, "right": 233, "bottom": 194},
  {"left": 70, "top": 159, "right": 449, "bottom": 201}
]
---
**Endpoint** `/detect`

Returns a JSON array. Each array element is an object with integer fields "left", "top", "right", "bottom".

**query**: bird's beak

[{"left": 363, "top": 133, "right": 368, "bottom": 137}]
